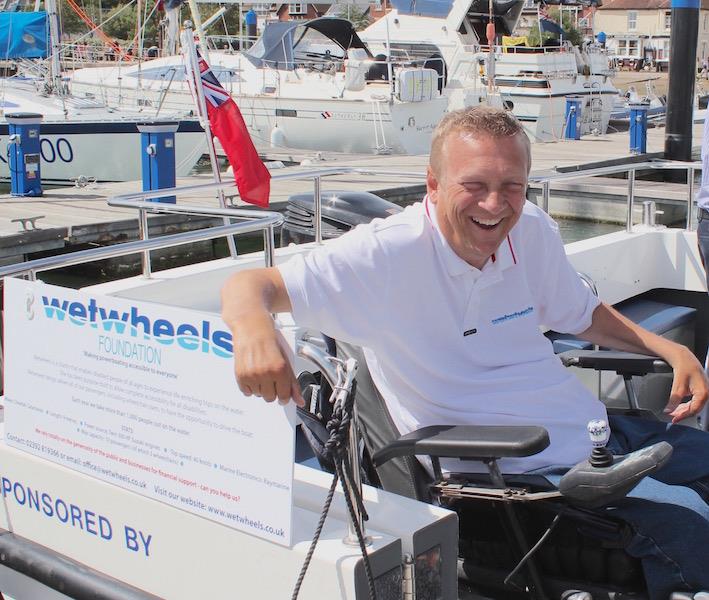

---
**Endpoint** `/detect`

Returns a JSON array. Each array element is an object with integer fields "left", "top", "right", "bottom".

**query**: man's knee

[{"left": 613, "top": 499, "right": 709, "bottom": 596}]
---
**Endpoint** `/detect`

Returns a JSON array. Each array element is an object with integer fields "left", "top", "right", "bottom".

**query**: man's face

[{"left": 426, "top": 131, "right": 529, "bottom": 269}]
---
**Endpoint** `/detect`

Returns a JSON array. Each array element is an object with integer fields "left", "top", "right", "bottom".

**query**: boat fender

[{"left": 270, "top": 125, "right": 285, "bottom": 148}]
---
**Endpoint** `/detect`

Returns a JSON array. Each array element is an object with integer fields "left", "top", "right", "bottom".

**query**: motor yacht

[{"left": 360, "top": 0, "right": 618, "bottom": 141}]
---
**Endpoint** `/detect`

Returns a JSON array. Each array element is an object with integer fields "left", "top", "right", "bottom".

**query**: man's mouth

[{"left": 471, "top": 216, "right": 503, "bottom": 231}]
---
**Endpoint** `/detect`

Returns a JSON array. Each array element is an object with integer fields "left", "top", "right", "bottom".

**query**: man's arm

[
  {"left": 578, "top": 302, "right": 708, "bottom": 423},
  {"left": 221, "top": 267, "right": 304, "bottom": 406}
]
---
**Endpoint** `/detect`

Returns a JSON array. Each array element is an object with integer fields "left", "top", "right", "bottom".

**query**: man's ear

[{"left": 426, "top": 166, "right": 439, "bottom": 203}]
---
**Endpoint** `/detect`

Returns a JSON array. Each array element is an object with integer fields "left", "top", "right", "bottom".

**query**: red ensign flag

[{"left": 195, "top": 52, "right": 270, "bottom": 207}]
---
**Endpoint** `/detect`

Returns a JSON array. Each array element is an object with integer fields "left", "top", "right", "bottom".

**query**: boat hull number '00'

[{"left": 0, "top": 138, "right": 74, "bottom": 164}]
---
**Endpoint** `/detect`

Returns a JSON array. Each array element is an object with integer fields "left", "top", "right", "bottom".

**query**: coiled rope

[{"left": 291, "top": 379, "right": 377, "bottom": 600}]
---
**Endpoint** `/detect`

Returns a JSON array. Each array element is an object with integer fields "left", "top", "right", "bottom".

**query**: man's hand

[
  {"left": 221, "top": 268, "right": 304, "bottom": 407},
  {"left": 233, "top": 325, "right": 305, "bottom": 407},
  {"left": 662, "top": 346, "right": 709, "bottom": 424},
  {"left": 579, "top": 303, "right": 709, "bottom": 424}
]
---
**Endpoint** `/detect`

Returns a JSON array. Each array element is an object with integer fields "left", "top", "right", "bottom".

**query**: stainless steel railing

[
  {"left": 0, "top": 159, "right": 702, "bottom": 282},
  {"left": 0, "top": 219, "right": 281, "bottom": 281},
  {"left": 528, "top": 159, "right": 702, "bottom": 234},
  {"left": 107, "top": 167, "right": 423, "bottom": 269}
]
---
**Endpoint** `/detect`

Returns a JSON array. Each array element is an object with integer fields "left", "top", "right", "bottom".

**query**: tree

[
  {"left": 527, "top": 7, "right": 583, "bottom": 47},
  {"left": 332, "top": 3, "right": 371, "bottom": 30},
  {"left": 199, "top": 3, "right": 244, "bottom": 38},
  {"left": 58, "top": 0, "right": 159, "bottom": 47}
]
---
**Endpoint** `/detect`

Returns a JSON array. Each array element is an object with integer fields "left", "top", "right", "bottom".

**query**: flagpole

[
  {"left": 182, "top": 21, "right": 238, "bottom": 259},
  {"left": 186, "top": 0, "right": 210, "bottom": 60},
  {"left": 536, "top": 2, "right": 541, "bottom": 46}
]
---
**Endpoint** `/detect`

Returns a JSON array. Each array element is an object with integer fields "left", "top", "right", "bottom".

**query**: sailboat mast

[
  {"left": 187, "top": 0, "right": 209, "bottom": 59},
  {"left": 45, "top": 0, "right": 64, "bottom": 94}
]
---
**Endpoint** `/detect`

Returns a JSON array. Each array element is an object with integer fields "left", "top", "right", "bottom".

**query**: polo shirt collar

[{"left": 423, "top": 195, "right": 518, "bottom": 277}]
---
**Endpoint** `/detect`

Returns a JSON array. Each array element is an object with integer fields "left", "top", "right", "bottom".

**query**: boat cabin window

[
  {"left": 292, "top": 28, "right": 346, "bottom": 66},
  {"left": 125, "top": 65, "right": 242, "bottom": 83},
  {"left": 458, "top": 18, "right": 478, "bottom": 47}
]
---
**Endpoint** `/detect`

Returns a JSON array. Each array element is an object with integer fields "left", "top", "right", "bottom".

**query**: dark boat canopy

[
  {"left": 243, "top": 17, "right": 372, "bottom": 70},
  {"left": 390, "top": 0, "right": 523, "bottom": 36}
]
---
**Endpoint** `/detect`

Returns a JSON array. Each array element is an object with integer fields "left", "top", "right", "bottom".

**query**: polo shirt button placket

[{"left": 462, "top": 285, "right": 481, "bottom": 342}]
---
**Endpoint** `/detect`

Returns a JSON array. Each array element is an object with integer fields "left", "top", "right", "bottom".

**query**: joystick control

[{"left": 587, "top": 419, "right": 613, "bottom": 468}]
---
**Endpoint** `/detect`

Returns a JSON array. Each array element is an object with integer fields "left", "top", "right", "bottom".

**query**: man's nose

[{"left": 480, "top": 190, "right": 505, "bottom": 214}]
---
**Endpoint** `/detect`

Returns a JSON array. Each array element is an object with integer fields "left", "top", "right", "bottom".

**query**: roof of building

[{"left": 599, "top": 0, "right": 709, "bottom": 9}]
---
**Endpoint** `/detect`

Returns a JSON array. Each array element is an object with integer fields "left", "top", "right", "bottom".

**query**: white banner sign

[{"left": 3, "top": 279, "right": 295, "bottom": 546}]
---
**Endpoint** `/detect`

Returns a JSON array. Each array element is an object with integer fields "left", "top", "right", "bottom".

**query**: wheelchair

[{"left": 296, "top": 338, "right": 707, "bottom": 600}]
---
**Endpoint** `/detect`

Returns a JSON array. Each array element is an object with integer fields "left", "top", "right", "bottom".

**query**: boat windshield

[{"left": 292, "top": 28, "right": 347, "bottom": 63}]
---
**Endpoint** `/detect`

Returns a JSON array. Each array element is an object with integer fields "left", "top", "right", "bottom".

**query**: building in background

[{"left": 594, "top": 0, "right": 709, "bottom": 71}]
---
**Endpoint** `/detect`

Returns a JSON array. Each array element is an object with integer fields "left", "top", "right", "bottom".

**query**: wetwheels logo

[{"left": 39, "top": 294, "right": 233, "bottom": 358}]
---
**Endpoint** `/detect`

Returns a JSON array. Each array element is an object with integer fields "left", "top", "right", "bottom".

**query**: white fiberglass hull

[
  {"left": 69, "top": 56, "right": 448, "bottom": 156},
  {"left": 70, "top": 82, "right": 448, "bottom": 156},
  {"left": 0, "top": 120, "right": 207, "bottom": 183},
  {"left": 487, "top": 78, "right": 616, "bottom": 142}
]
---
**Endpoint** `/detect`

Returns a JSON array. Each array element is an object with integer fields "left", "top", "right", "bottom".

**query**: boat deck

[{"left": 0, "top": 122, "right": 703, "bottom": 266}]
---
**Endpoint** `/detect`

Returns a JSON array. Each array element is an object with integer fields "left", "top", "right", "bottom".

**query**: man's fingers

[
  {"left": 291, "top": 379, "right": 305, "bottom": 408},
  {"left": 663, "top": 389, "right": 684, "bottom": 414},
  {"left": 670, "top": 397, "right": 698, "bottom": 423},
  {"left": 260, "top": 382, "right": 278, "bottom": 403},
  {"left": 276, "top": 375, "right": 294, "bottom": 406}
]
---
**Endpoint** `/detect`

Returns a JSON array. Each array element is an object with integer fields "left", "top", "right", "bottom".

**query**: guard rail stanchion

[
  {"left": 6, "top": 112, "right": 43, "bottom": 197},
  {"left": 564, "top": 95, "right": 583, "bottom": 140},
  {"left": 138, "top": 122, "right": 179, "bottom": 203},
  {"left": 629, "top": 101, "right": 650, "bottom": 155}
]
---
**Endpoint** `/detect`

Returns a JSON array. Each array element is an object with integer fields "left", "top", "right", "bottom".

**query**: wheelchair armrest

[
  {"left": 371, "top": 425, "right": 550, "bottom": 467},
  {"left": 558, "top": 441, "right": 673, "bottom": 508},
  {"left": 559, "top": 349, "right": 671, "bottom": 376}
]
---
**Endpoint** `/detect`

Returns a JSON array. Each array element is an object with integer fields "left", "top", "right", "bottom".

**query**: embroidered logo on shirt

[
  {"left": 491, "top": 306, "right": 534, "bottom": 325},
  {"left": 463, "top": 328, "right": 477, "bottom": 337}
]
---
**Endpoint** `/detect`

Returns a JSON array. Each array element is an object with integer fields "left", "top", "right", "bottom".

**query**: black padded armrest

[
  {"left": 559, "top": 441, "right": 673, "bottom": 508},
  {"left": 560, "top": 350, "right": 671, "bottom": 376},
  {"left": 371, "top": 425, "right": 550, "bottom": 467}
]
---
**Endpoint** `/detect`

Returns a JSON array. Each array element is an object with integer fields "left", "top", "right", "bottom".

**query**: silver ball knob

[{"left": 587, "top": 419, "right": 610, "bottom": 448}]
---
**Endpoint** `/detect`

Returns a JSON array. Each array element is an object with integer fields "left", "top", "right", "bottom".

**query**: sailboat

[
  {"left": 68, "top": 16, "right": 449, "bottom": 156},
  {"left": 0, "top": 4, "right": 206, "bottom": 183}
]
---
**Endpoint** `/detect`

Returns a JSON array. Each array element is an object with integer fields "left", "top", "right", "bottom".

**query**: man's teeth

[{"left": 472, "top": 217, "right": 502, "bottom": 226}]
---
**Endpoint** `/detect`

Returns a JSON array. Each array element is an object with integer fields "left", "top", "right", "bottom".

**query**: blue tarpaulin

[
  {"left": 540, "top": 16, "right": 566, "bottom": 36},
  {"left": 0, "top": 12, "right": 49, "bottom": 59}
]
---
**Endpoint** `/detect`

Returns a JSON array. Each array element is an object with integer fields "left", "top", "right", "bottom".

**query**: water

[{"left": 556, "top": 218, "right": 623, "bottom": 243}]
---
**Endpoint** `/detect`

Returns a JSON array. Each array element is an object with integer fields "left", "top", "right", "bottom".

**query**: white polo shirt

[
  {"left": 697, "top": 114, "right": 709, "bottom": 210},
  {"left": 279, "top": 199, "right": 606, "bottom": 473}
]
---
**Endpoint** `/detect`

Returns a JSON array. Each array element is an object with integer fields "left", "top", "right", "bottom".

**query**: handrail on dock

[
  {"left": 529, "top": 159, "right": 702, "bottom": 234},
  {"left": 0, "top": 160, "right": 702, "bottom": 283}
]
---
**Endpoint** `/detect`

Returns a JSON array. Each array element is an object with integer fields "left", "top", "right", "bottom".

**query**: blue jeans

[{"left": 538, "top": 415, "right": 709, "bottom": 599}]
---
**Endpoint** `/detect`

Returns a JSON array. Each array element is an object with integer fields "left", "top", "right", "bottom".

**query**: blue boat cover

[
  {"left": 0, "top": 12, "right": 49, "bottom": 59},
  {"left": 243, "top": 17, "right": 370, "bottom": 70},
  {"left": 387, "top": 0, "right": 595, "bottom": 19},
  {"left": 389, "top": 0, "right": 454, "bottom": 17}
]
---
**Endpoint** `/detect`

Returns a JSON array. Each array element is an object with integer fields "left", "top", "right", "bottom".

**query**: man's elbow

[{"left": 221, "top": 267, "right": 290, "bottom": 316}]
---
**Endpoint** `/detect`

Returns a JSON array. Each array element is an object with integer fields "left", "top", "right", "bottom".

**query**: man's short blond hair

[{"left": 429, "top": 106, "right": 531, "bottom": 177}]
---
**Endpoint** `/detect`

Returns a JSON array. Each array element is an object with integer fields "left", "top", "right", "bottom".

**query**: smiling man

[{"left": 222, "top": 106, "right": 709, "bottom": 597}]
